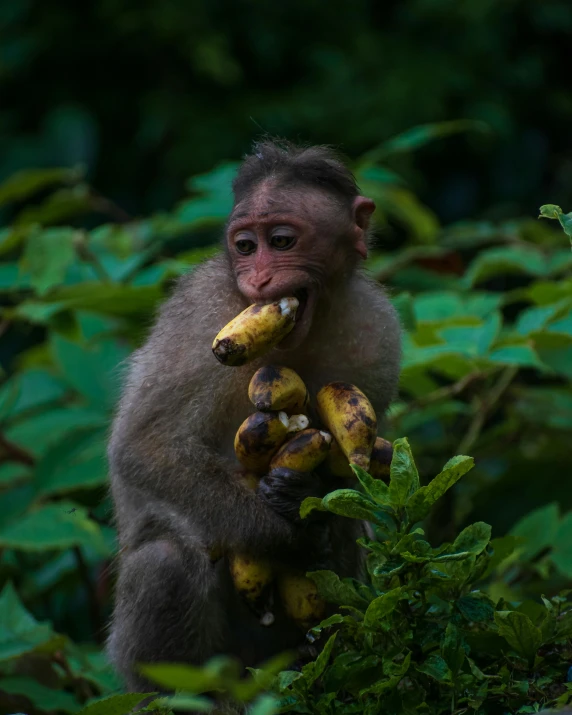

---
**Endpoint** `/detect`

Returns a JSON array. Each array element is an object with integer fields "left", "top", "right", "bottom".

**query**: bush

[{"left": 0, "top": 129, "right": 571, "bottom": 713}]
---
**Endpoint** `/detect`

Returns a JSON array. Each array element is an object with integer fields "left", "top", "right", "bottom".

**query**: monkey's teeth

[{"left": 278, "top": 297, "right": 299, "bottom": 317}]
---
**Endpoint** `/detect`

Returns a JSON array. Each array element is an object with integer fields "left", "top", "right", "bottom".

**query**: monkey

[{"left": 106, "top": 140, "right": 402, "bottom": 704}]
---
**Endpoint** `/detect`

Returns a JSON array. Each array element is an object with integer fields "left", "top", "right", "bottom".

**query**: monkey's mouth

[
  {"left": 293, "top": 288, "right": 309, "bottom": 324},
  {"left": 277, "top": 287, "right": 315, "bottom": 349}
]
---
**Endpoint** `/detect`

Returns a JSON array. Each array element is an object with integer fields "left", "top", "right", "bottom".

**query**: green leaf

[
  {"left": 302, "top": 633, "right": 337, "bottom": 687},
  {"left": 361, "top": 119, "right": 486, "bottom": 163},
  {"left": 488, "top": 343, "right": 544, "bottom": 368},
  {"left": 299, "top": 496, "right": 326, "bottom": 519},
  {"left": 457, "top": 595, "right": 494, "bottom": 623},
  {"left": 435, "top": 522, "right": 491, "bottom": 561},
  {"left": 45, "top": 282, "right": 163, "bottom": 317},
  {"left": 321, "top": 489, "right": 379, "bottom": 522},
  {"left": 485, "top": 535, "right": 525, "bottom": 576},
  {"left": 0, "top": 167, "right": 81, "bottom": 207},
  {"left": 494, "top": 611, "right": 542, "bottom": 666},
  {"left": 307, "top": 570, "right": 369, "bottom": 609},
  {"left": 15, "top": 185, "right": 93, "bottom": 227},
  {"left": 0, "top": 368, "right": 67, "bottom": 419},
  {"left": 77, "top": 693, "right": 154, "bottom": 715},
  {"left": 5, "top": 407, "right": 106, "bottom": 458},
  {"left": 358, "top": 652, "right": 411, "bottom": 696},
  {"left": 21, "top": 228, "right": 78, "bottom": 296},
  {"left": 510, "top": 503, "right": 559, "bottom": 560},
  {"left": 406, "top": 455, "right": 474, "bottom": 523},
  {"left": 363, "top": 588, "right": 405, "bottom": 628},
  {"left": 248, "top": 694, "right": 279, "bottom": 715},
  {"left": 277, "top": 670, "right": 303, "bottom": 692},
  {"left": 417, "top": 654, "right": 451, "bottom": 682},
  {"left": 163, "top": 694, "right": 213, "bottom": 711},
  {"left": 463, "top": 246, "right": 548, "bottom": 287},
  {"left": 351, "top": 464, "right": 390, "bottom": 505},
  {"left": 0, "top": 582, "right": 59, "bottom": 661},
  {"left": 0, "top": 503, "right": 110, "bottom": 556},
  {"left": 442, "top": 623, "right": 465, "bottom": 677},
  {"left": 139, "top": 663, "right": 221, "bottom": 693},
  {"left": 34, "top": 428, "right": 108, "bottom": 497},
  {"left": 0, "top": 677, "right": 79, "bottom": 713},
  {"left": 539, "top": 204, "right": 572, "bottom": 241},
  {"left": 388, "top": 437, "right": 419, "bottom": 506},
  {"left": 51, "top": 334, "right": 131, "bottom": 410}
]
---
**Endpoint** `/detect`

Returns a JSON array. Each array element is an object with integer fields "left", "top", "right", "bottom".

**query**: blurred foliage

[
  {"left": 1, "top": 0, "right": 572, "bottom": 219},
  {"left": 1, "top": 0, "right": 572, "bottom": 710}
]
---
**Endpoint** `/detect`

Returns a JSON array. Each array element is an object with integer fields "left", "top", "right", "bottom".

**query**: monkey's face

[{"left": 226, "top": 183, "right": 374, "bottom": 349}]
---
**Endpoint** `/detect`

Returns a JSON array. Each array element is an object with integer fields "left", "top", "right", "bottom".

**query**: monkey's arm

[{"left": 108, "top": 390, "right": 321, "bottom": 558}]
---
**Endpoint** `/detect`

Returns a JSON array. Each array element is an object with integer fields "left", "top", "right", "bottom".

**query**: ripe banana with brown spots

[
  {"left": 248, "top": 365, "right": 309, "bottom": 414},
  {"left": 316, "top": 382, "right": 377, "bottom": 471},
  {"left": 278, "top": 572, "right": 326, "bottom": 630},
  {"left": 269, "top": 428, "right": 332, "bottom": 473},
  {"left": 229, "top": 554, "right": 273, "bottom": 606},
  {"left": 234, "top": 411, "right": 290, "bottom": 472},
  {"left": 212, "top": 298, "right": 299, "bottom": 366}
]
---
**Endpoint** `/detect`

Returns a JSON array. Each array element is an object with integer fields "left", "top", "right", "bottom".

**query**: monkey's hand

[
  {"left": 257, "top": 467, "right": 333, "bottom": 570},
  {"left": 257, "top": 467, "right": 327, "bottom": 524}
]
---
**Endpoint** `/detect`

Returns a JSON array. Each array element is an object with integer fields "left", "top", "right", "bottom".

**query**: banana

[
  {"left": 234, "top": 411, "right": 290, "bottom": 472},
  {"left": 248, "top": 365, "right": 309, "bottom": 414},
  {"left": 230, "top": 554, "right": 273, "bottom": 605},
  {"left": 325, "top": 436, "right": 393, "bottom": 480},
  {"left": 324, "top": 438, "right": 353, "bottom": 478},
  {"left": 316, "top": 382, "right": 377, "bottom": 471},
  {"left": 278, "top": 572, "right": 326, "bottom": 630},
  {"left": 269, "top": 428, "right": 332, "bottom": 473},
  {"left": 212, "top": 298, "right": 299, "bottom": 366},
  {"left": 287, "top": 414, "right": 310, "bottom": 433},
  {"left": 369, "top": 437, "right": 393, "bottom": 481}
]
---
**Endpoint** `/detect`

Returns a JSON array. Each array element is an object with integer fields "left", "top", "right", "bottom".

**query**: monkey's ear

[{"left": 352, "top": 196, "right": 376, "bottom": 260}]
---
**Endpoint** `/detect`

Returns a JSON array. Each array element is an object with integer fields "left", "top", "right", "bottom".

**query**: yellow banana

[
  {"left": 324, "top": 438, "right": 353, "bottom": 478},
  {"left": 212, "top": 298, "right": 299, "bottom": 366},
  {"left": 230, "top": 554, "right": 273, "bottom": 605},
  {"left": 234, "top": 411, "right": 289, "bottom": 472},
  {"left": 369, "top": 437, "right": 393, "bottom": 481},
  {"left": 278, "top": 572, "right": 326, "bottom": 630},
  {"left": 325, "top": 436, "right": 393, "bottom": 480},
  {"left": 316, "top": 382, "right": 377, "bottom": 471},
  {"left": 248, "top": 365, "right": 309, "bottom": 414},
  {"left": 270, "top": 428, "right": 332, "bottom": 473}
]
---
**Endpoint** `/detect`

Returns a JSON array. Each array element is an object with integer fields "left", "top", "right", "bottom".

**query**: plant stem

[{"left": 457, "top": 366, "right": 518, "bottom": 455}]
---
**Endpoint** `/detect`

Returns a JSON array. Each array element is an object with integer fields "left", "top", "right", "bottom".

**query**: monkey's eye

[
  {"left": 236, "top": 239, "right": 256, "bottom": 255},
  {"left": 270, "top": 234, "right": 296, "bottom": 250}
]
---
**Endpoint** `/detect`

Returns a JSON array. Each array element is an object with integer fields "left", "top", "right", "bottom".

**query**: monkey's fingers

[
  {"left": 212, "top": 298, "right": 299, "bottom": 366},
  {"left": 258, "top": 467, "right": 326, "bottom": 523}
]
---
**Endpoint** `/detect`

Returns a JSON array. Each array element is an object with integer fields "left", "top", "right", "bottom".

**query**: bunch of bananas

[{"left": 212, "top": 298, "right": 393, "bottom": 630}]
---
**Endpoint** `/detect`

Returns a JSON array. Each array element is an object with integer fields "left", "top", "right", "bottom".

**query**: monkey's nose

[{"left": 246, "top": 274, "right": 273, "bottom": 300}]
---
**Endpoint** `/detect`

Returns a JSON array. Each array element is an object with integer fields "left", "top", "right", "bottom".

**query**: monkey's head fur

[{"left": 225, "top": 139, "right": 375, "bottom": 349}]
